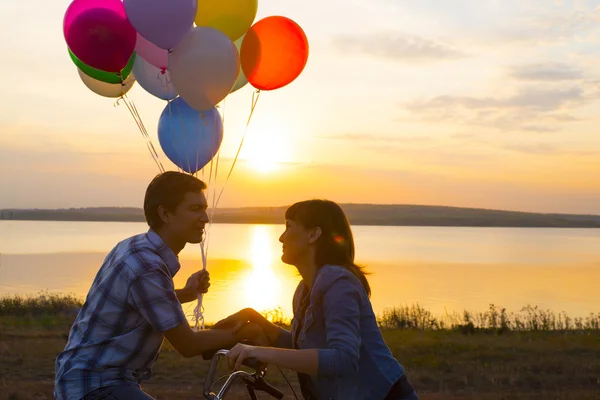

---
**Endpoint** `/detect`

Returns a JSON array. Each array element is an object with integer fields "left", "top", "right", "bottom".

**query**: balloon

[
  {"left": 158, "top": 97, "right": 224, "bottom": 174},
  {"left": 230, "top": 35, "right": 249, "bottom": 94},
  {"left": 69, "top": 49, "right": 136, "bottom": 84},
  {"left": 241, "top": 16, "right": 309, "bottom": 91},
  {"left": 169, "top": 27, "right": 239, "bottom": 111},
  {"left": 135, "top": 33, "right": 168, "bottom": 69},
  {"left": 132, "top": 56, "right": 177, "bottom": 100},
  {"left": 124, "top": 0, "right": 197, "bottom": 50},
  {"left": 63, "top": 0, "right": 137, "bottom": 72},
  {"left": 194, "top": 0, "right": 257, "bottom": 42},
  {"left": 77, "top": 68, "right": 136, "bottom": 98}
]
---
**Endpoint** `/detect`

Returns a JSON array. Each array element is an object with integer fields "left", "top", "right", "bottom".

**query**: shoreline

[{"left": 2, "top": 203, "right": 600, "bottom": 228}]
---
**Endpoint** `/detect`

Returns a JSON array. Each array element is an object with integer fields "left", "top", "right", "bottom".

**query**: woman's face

[{"left": 279, "top": 219, "right": 313, "bottom": 265}]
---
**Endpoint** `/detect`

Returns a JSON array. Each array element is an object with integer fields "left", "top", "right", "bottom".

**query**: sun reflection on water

[{"left": 243, "top": 226, "right": 282, "bottom": 312}]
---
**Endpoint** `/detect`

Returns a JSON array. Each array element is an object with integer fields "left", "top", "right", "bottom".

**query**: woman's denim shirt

[{"left": 273, "top": 265, "right": 404, "bottom": 400}]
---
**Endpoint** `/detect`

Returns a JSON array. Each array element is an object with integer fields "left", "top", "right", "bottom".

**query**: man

[{"left": 55, "top": 171, "right": 260, "bottom": 400}]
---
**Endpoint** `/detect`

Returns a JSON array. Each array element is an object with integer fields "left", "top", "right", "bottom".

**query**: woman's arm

[
  {"left": 227, "top": 343, "right": 319, "bottom": 375},
  {"left": 227, "top": 277, "right": 363, "bottom": 378},
  {"left": 315, "top": 277, "right": 362, "bottom": 377}
]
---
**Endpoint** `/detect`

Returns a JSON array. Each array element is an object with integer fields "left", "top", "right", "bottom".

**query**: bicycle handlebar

[{"left": 203, "top": 349, "right": 284, "bottom": 400}]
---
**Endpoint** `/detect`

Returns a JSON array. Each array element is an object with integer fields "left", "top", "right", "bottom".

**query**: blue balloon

[{"left": 158, "top": 97, "right": 224, "bottom": 173}]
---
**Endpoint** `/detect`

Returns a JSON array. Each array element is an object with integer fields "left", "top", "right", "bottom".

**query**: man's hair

[{"left": 144, "top": 171, "right": 207, "bottom": 230}]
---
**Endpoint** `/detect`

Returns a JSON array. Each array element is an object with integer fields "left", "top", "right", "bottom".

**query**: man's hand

[
  {"left": 213, "top": 308, "right": 258, "bottom": 330},
  {"left": 176, "top": 270, "right": 210, "bottom": 303},
  {"left": 214, "top": 308, "right": 282, "bottom": 345},
  {"left": 234, "top": 322, "right": 271, "bottom": 346}
]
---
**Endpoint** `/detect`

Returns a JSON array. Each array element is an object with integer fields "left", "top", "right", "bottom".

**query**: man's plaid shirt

[{"left": 54, "top": 230, "right": 187, "bottom": 400}]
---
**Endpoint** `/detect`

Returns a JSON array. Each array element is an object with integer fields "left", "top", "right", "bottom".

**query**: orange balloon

[{"left": 241, "top": 16, "right": 309, "bottom": 91}]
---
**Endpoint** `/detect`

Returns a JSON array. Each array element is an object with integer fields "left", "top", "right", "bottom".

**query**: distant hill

[{"left": 1, "top": 204, "right": 600, "bottom": 227}]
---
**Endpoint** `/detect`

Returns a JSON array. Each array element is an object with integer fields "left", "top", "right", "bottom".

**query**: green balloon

[{"left": 68, "top": 49, "right": 136, "bottom": 84}]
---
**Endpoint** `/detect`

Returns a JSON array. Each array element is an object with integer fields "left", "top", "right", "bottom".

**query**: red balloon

[
  {"left": 63, "top": 0, "right": 137, "bottom": 73},
  {"left": 241, "top": 16, "right": 309, "bottom": 91}
]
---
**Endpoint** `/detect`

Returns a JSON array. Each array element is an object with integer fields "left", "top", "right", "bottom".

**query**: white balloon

[
  {"left": 133, "top": 55, "right": 178, "bottom": 100},
  {"left": 169, "top": 27, "right": 239, "bottom": 111},
  {"left": 78, "top": 69, "right": 136, "bottom": 98},
  {"left": 231, "top": 35, "right": 249, "bottom": 94}
]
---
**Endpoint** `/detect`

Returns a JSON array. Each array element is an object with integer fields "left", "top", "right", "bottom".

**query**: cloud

[
  {"left": 320, "top": 134, "right": 432, "bottom": 144},
  {"left": 448, "top": 133, "right": 599, "bottom": 156},
  {"left": 495, "top": 142, "right": 586, "bottom": 155},
  {"left": 508, "top": 63, "right": 583, "bottom": 81},
  {"left": 402, "top": 85, "right": 596, "bottom": 133},
  {"left": 407, "top": 87, "right": 584, "bottom": 112},
  {"left": 332, "top": 32, "right": 466, "bottom": 63}
]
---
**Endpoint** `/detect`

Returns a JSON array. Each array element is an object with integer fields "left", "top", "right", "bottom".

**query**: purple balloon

[
  {"left": 135, "top": 33, "right": 168, "bottom": 69},
  {"left": 124, "top": 0, "right": 198, "bottom": 50},
  {"left": 63, "top": 0, "right": 137, "bottom": 72}
]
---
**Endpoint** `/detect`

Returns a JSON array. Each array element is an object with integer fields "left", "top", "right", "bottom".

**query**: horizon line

[{"left": 2, "top": 203, "right": 600, "bottom": 218}]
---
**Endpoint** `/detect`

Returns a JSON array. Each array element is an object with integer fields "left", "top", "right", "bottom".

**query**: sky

[{"left": 1, "top": 0, "right": 600, "bottom": 214}]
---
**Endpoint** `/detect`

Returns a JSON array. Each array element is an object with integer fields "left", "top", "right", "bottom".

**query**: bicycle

[{"left": 203, "top": 349, "right": 286, "bottom": 400}]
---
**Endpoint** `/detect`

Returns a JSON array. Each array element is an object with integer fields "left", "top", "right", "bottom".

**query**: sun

[{"left": 241, "top": 125, "right": 292, "bottom": 173}]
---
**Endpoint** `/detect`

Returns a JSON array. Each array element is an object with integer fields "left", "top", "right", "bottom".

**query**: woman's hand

[
  {"left": 214, "top": 308, "right": 282, "bottom": 345},
  {"left": 234, "top": 322, "right": 271, "bottom": 346},
  {"left": 227, "top": 343, "right": 263, "bottom": 371},
  {"left": 213, "top": 308, "right": 261, "bottom": 330}
]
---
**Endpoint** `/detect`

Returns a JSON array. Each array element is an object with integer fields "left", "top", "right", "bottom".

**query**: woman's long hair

[{"left": 285, "top": 199, "right": 371, "bottom": 297}]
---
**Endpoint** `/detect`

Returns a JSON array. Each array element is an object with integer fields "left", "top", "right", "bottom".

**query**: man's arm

[
  {"left": 129, "top": 267, "right": 252, "bottom": 358},
  {"left": 175, "top": 288, "right": 195, "bottom": 304},
  {"left": 164, "top": 321, "right": 267, "bottom": 358}
]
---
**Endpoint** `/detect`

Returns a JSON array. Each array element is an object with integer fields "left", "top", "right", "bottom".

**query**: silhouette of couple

[{"left": 54, "top": 172, "right": 418, "bottom": 400}]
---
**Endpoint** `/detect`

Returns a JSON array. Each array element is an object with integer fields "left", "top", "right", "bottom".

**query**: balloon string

[
  {"left": 192, "top": 244, "right": 207, "bottom": 332},
  {"left": 116, "top": 95, "right": 164, "bottom": 173},
  {"left": 214, "top": 89, "right": 261, "bottom": 208},
  {"left": 122, "top": 95, "right": 164, "bottom": 172},
  {"left": 202, "top": 98, "right": 225, "bottom": 267},
  {"left": 128, "top": 96, "right": 165, "bottom": 172},
  {"left": 193, "top": 99, "right": 226, "bottom": 331}
]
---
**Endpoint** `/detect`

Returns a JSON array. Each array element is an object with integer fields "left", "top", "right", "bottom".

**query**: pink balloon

[
  {"left": 63, "top": 0, "right": 137, "bottom": 72},
  {"left": 135, "top": 33, "right": 169, "bottom": 69}
]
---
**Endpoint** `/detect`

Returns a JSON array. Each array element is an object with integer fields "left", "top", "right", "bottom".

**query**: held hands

[
  {"left": 213, "top": 308, "right": 259, "bottom": 331},
  {"left": 233, "top": 322, "right": 271, "bottom": 347},
  {"left": 213, "top": 308, "right": 281, "bottom": 345},
  {"left": 214, "top": 310, "right": 272, "bottom": 370}
]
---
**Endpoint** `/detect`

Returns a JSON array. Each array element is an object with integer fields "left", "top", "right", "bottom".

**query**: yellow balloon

[{"left": 194, "top": 0, "right": 258, "bottom": 41}]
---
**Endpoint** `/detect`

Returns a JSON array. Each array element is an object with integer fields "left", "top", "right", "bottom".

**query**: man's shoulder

[{"left": 109, "top": 232, "right": 166, "bottom": 277}]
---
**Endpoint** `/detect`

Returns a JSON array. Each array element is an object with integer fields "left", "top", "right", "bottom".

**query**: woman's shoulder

[{"left": 313, "top": 265, "right": 364, "bottom": 297}]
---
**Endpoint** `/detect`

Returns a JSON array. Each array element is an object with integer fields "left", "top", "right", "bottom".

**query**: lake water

[{"left": 1, "top": 221, "right": 599, "bottom": 324}]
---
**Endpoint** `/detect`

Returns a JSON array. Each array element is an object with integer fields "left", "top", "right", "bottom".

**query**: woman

[{"left": 217, "top": 200, "right": 418, "bottom": 400}]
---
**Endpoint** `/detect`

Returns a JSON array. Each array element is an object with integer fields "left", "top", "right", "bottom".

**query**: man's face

[{"left": 164, "top": 190, "right": 209, "bottom": 244}]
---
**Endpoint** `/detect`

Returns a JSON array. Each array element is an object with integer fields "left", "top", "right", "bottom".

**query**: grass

[
  {"left": 1, "top": 294, "right": 599, "bottom": 399},
  {"left": 0, "top": 292, "right": 82, "bottom": 318},
  {"left": 378, "top": 303, "right": 600, "bottom": 333}
]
